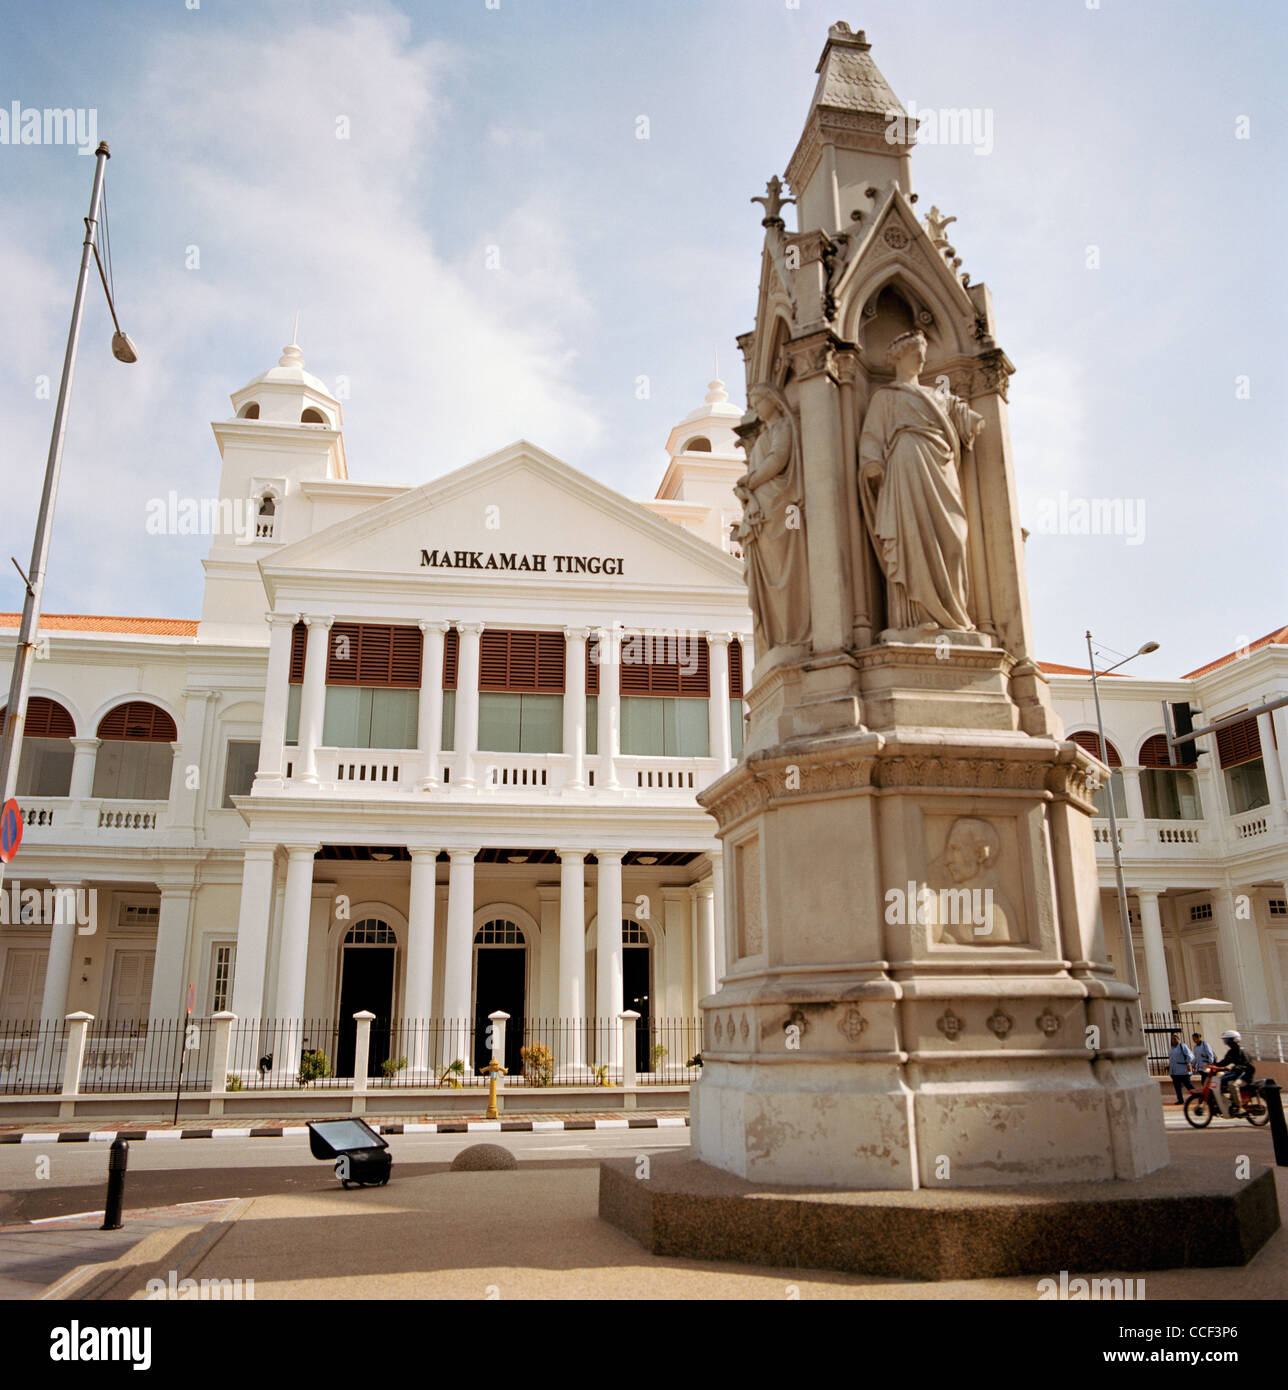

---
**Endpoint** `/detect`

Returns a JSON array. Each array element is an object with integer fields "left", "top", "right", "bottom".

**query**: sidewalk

[{"left": 0, "top": 1111, "right": 691, "bottom": 1144}]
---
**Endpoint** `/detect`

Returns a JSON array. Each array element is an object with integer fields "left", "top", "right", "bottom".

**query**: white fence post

[
  {"left": 59, "top": 1012, "right": 93, "bottom": 1119},
  {"left": 352, "top": 1011, "right": 375, "bottom": 1113},
  {"left": 620, "top": 1010, "right": 640, "bottom": 1090},
  {"left": 209, "top": 1011, "right": 235, "bottom": 1115}
]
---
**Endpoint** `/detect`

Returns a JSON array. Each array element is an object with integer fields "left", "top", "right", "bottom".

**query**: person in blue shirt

[
  {"left": 1191, "top": 1032, "right": 1216, "bottom": 1068},
  {"left": 1167, "top": 1032, "right": 1195, "bottom": 1104}
]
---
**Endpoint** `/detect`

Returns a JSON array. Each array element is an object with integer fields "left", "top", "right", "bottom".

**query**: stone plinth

[{"left": 599, "top": 1152, "right": 1280, "bottom": 1281}]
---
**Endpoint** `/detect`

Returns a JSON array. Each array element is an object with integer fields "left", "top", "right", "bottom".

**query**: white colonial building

[{"left": 1, "top": 342, "right": 1285, "bottom": 1079}]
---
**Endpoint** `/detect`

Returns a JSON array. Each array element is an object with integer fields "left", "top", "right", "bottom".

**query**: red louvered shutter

[
  {"left": 729, "top": 640, "right": 744, "bottom": 699},
  {"left": 479, "top": 630, "right": 565, "bottom": 692},
  {"left": 586, "top": 636, "right": 600, "bottom": 695},
  {"left": 536, "top": 632, "right": 565, "bottom": 691},
  {"left": 324, "top": 624, "right": 421, "bottom": 687},
  {"left": 390, "top": 627, "right": 423, "bottom": 687},
  {"left": 326, "top": 622, "right": 362, "bottom": 684},
  {"left": 1070, "top": 729, "right": 1121, "bottom": 766},
  {"left": 288, "top": 622, "right": 307, "bottom": 684},
  {"left": 97, "top": 701, "right": 178, "bottom": 742},
  {"left": 14, "top": 697, "right": 76, "bottom": 738},
  {"left": 1217, "top": 715, "right": 1261, "bottom": 769},
  {"left": 1138, "top": 734, "right": 1172, "bottom": 769},
  {"left": 443, "top": 628, "right": 458, "bottom": 689},
  {"left": 356, "top": 625, "right": 393, "bottom": 684},
  {"left": 620, "top": 633, "right": 710, "bottom": 696}
]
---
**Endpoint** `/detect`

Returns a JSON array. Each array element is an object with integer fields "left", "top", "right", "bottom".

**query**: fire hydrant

[{"left": 482, "top": 1059, "right": 508, "bottom": 1120}]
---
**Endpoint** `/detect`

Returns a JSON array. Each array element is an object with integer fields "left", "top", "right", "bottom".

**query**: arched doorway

[
  {"left": 337, "top": 918, "right": 397, "bottom": 1077},
  {"left": 622, "top": 919, "right": 653, "bottom": 1073},
  {"left": 473, "top": 918, "right": 526, "bottom": 1072}
]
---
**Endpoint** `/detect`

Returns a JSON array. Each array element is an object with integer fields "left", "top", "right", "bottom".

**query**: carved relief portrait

[{"left": 929, "top": 815, "right": 1022, "bottom": 945}]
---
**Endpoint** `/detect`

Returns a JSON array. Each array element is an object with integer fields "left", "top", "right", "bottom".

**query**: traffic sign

[{"left": 0, "top": 800, "right": 23, "bottom": 864}]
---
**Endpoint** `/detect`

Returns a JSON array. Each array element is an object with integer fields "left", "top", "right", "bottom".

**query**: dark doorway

[
  {"left": 337, "top": 947, "right": 395, "bottom": 1077},
  {"left": 473, "top": 949, "right": 525, "bottom": 1072},
  {"left": 624, "top": 946, "right": 651, "bottom": 1073}
]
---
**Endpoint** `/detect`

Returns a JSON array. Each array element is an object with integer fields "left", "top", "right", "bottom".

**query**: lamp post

[
  {"left": 0, "top": 141, "right": 136, "bottom": 889},
  {"left": 1085, "top": 632, "right": 1159, "bottom": 994}
]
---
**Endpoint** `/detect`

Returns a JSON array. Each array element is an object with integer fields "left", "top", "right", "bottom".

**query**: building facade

[{"left": 1, "top": 343, "right": 1285, "bottom": 1070}]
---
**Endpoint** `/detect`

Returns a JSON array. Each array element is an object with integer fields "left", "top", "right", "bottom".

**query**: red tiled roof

[
  {"left": 0, "top": 612, "right": 198, "bottom": 636},
  {"left": 1181, "top": 625, "right": 1288, "bottom": 680}
]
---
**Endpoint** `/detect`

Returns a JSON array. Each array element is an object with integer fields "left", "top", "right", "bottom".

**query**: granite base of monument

[{"left": 598, "top": 1151, "right": 1281, "bottom": 1281}]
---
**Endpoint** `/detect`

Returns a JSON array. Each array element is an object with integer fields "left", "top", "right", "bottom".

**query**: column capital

[
  {"left": 563, "top": 625, "right": 591, "bottom": 642},
  {"left": 70, "top": 736, "right": 100, "bottom": 751},
  {"left": 707, "top": 846, "right": 723, "bottom": 864},
  {"left": 558, "top": 848, "right": 587, "bottom": 864},
  {"left": 458, "top": 622, "right": 484, "bottom": 637},
  {"left": 47, "top": 877, "right": 85, "bottom": 890},
  {"left": 240, "top": 842, "right": 278, "bottom": 863},
  {"left": 595, "top": 849, "right": 625, "bottom": 864},
  {"left": 706, "top": 631, "right": 732, "bottom": 649},
  {"left": 418, "top": 620, "right": 449, "bottom": 636},
  {"left": 266, "top": 611, "right": 301, "bottom": 629},
  {"left": 303, "top": 613, "right": 335, "bottom": 631},
  {"left": 447, "top": 847, "right": 479, "bottom": 864},
  {"left": 1135, "top": 888, "right": 1161, "bottom": 905},
  {"left": 180, "top": 687, "right": 218, "bottom": 704},
  {"left": 282, "top": 842, "right": 321, "bottom": 860},
  {"left": 697, "top": 881, "right": 715, "bottom": 901},
  {"left": 408, "top": 846, "right": 440, "bottom": 863}
]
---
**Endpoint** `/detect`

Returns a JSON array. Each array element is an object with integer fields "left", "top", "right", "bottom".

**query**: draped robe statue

[
  {"left": 858, "top": 332, "right": 984, "bottom": 634},
  {"left": 734, "top": 383, "right": 810, "bottom": 652}
]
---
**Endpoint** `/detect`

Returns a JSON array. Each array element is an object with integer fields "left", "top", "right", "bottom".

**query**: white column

[
  {"left": 295, "top": 614, "right": 333, "bottom": 785},
  {"left": 1136, "top": 890, "right": 1172, "bottom": 1016},
  {"left": 254, "top": 613, "right": 298, "bottom": 788},
  {"left": 443, "top": 849, "right": 476, "bottom": 1067},
  {"left": 696, "top": 881, "right": 716, "bottom": 1002},
  {"left": 559, "top": 850, "right": 586, "bottom": 1072},
  {"left": 149, "top": 885, "right": 193, "bottom": 1021},
  {"left": 39, "top": 881, "right": 80, "bottom": 1021},
  {"left": 169, "top": 690, "right": 214, "bottom": 832},
  {"left": 1121, "top": 767, "right": 1147, "bottom": 843},
  {"left": 417, "top": 621, "right": 447, "bottom": 789},
  {"left": 405, "top": 848, "right": 438, "bottom": 1073},
  {"left": 596, "top": 850, "right": 624, "bottom": 1067},
  {"left": 1212, "top": 886, "right": 1271, "bottom": 1023},
  {"left": 711, "top": 848, "right": 726, "bottom": 984},
  {"left": 1271, "top": 706, "right": 1288, "bottom": 811},
  {"left": 596, "top": 626, "right": 620, "bottom": 789},
  {"left": 707, "top": 633, "right": 731, "bottom": 771},
  {"left": 454, "top": 624, "right": 482, "bottom": 789},
  {"left": 68, "top": 737, "right": 98, "bottom": 802},
  {"left": 1257, "top": 712, "right": 1286, "bottom": 825},
  {"left": 230, "top": 846, "right": 277, "bottom": 1020},
  {"left": 563, "top": 627, "right": 588, "bottom": 790},
  {"left": 273, "top": 844, "right": 319, "bottom": 1021},
  {"left": 662, "top": 888, "right": 688, "bottom": 1018}
]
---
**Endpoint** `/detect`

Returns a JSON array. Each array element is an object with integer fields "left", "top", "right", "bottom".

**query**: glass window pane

[
  {"left": 1175, "top": 771, "right": 1202, "bottom": 820},
  {"left": 17, "top": 738, "right": 73, "bottom": 796},
  {"left": 585, "top": 695, "right": 597, "bottom": 756},
  {"left": 322, "top": 686, "right": 360, "bottom": 747},
  {"left": 667, "top": 698, "right": 709, "bottom": 757},
  {"left": 222, "top": 741, "right": 260, "bottom": 807},
  {"left": 370, "top": 689, "right": 417, "bottom": 749},
  {"left": 621, "top": 697, "right": 663, "bottom": 755},
  {"left": 730, "top": 699, "right": 744, "bottom": 757},
  {"left": 441, "top": 689, "right": 456, "bottom": 751},
  {"left": 1092, "top": 771, "right": 1126, "bottom": 819},
  {"left": 92, "top": 741, "right": 124, "bottom": 798},
  {"left": 478, "top": 693, "right": 522, "bottom": 752},
  {"left": 1225, "top": 760, "right": 1268, "bottom": 815},
  {"left": 519, "top": 694, "right": 563, "bottom": 753},
  {"left": 142, "top": 743, "right": 174, "bottom": 800},
  {"left": 285, "top": 684, "right": 301, "bottom": 746}
]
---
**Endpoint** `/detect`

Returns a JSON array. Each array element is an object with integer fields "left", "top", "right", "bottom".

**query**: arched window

[
  {"left": 683, "top": 436, "right": 711, "bottom": 453},
  {"left": 1139, "top": 734, "right": 1203, "bottom": 820},
  {"left": 622, "top": 919, "right": 648, "bottom": 945},
  {"left": 256, "top": 494, "right": 276, "bottom": 540},
  {"left": 92, "top": 701, "right": 177, "bottom": 801},
  {"left": 344, "top": 918, "right": 396, "bottom": 945},
  {"left": 238, "top": 402, "right": 260, "bottom": 419},
  {"left": 1069, "top": 729, "right": 1127, "bottom": 819},
  {"left": 300, "top": 407, "right": 326, "bottom": 424},
  {"left": 474, "top": 919, "right": 525, "bottom": 945},
  {"left": 1, "top": 697, "right": 75, "bottom": 796}
]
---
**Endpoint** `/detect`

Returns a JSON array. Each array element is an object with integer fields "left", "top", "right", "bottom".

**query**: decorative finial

[
  {"left": 751, "top": 175, "right": 795, "bottom": 229},
  {"left": 925, "top": 206, "right": 957, "bottom": 250},
  {"left": 827, "top": 22, "right": 870, "bottom": 49},
  {"left": 291, "top": 308, "right": 300, "bottom": 345},
  {"left": 705, "top": 376, "right": 729, "bottom": 406}
]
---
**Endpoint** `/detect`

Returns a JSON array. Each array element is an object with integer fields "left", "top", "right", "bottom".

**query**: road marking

[{"left": 144, "top": 1130, "right": 183, "bottom": 1140}]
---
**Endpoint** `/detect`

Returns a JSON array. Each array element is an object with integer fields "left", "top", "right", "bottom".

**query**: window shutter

[
  {"left": 288, "top": 622, "right": 307, "bottom": 684},
  {"left": 620, "top": 633, "right": 710, "bottom": 696},
  {"left": 1070, "top": 729, "right": 1121, "bottom": 766},
  {"left": 1217, "top": 714, "right": 1261, "bottom": 769},
  {"left": 443, "top": 627, "right": 458, "bottom": 689},
  {"left": 1139, "top": 734, "right": 1172, "bottom": 769},
  {"left": 479, "top": 630, "right": 566, "bottom": 692},
  {"left": 729, "top": 641, "right": 744, "bottom": 699},
  {"left": 11, "top": 697, "right": 76, "bottom": 739},
  {"left": 586, "top": 636, "right": 600, "bottom": 695},
  {"left": 97, "top": 701, "right": 178, "bottom": 742},
  {"left": 325, "top": 624, "right": 421, "bottom": 687}
]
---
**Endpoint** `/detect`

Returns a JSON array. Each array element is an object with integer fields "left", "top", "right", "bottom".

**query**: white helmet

[{"left": 1221, "top": 1029, "right": 1241, "bottom": 1042}]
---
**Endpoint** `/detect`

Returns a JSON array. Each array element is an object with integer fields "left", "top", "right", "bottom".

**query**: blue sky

[{"left": 0, "top": 0, "right": 1283, "bottom": 673}]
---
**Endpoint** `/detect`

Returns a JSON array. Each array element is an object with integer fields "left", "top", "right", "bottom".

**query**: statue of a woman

[
  {"left": 734, "top": 383, "right": 810, "bottom": 652},
  {"left": 858, "top": 331, "right": 984, "bottom": 635}
]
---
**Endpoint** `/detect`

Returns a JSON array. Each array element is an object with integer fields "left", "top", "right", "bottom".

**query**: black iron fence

[
  {"left": 80, "top": 1017, "right": 216, "bottom": 1093},
  {"left": 1141, "top": 1010, "right": 1204, "bottom": 1076},
  {"left": 226, "top": 1018, "right": 345, "bottom": 1090},
  {"left": 0, "top": 1017, "right": 66, "bottom": 1094}
]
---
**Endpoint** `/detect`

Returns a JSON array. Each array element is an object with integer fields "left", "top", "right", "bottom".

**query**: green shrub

[
  {"left": 519, "top": 1042, "right": 555, "bottom": 1087},
  {"left": 225, "top": 1072, "right": 243, "bottom": 1092},
  {"left": 298, "top": 1049, "right": 331, "bottom": 1086},
  {"left": 649, "top": 1043, "right": 669, "bottom": 1071},
  {"left": 437, "top": 1058, "right": 465, "bottom": 1088},
  {"left": 380, "top": 1056, "right": 408, "bottom": 1078}
]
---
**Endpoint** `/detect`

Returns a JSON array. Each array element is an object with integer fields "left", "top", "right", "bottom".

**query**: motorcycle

[{"left": 1182, "top": 1065, "right": 1270, "bottom": 1128}]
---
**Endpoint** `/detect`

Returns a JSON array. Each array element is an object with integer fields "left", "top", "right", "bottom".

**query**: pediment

[{"left": 259, "top": 440, "right": 743, "bottom": 598}]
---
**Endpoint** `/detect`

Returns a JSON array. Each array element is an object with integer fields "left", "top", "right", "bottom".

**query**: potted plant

[{"left": 519, "top": 1042, "right": 555, "bottom": 1087}]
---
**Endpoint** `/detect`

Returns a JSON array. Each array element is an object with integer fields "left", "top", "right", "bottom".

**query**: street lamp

[
  {"left": 1084, "top": 633, "right": 1159, "bottom": 993},
  {"left": 0, "top": 141, "right": 136, "bottom": 885}
]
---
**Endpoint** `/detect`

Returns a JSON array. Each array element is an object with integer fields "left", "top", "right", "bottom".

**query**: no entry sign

[{"left": 0, "top": 799, "right": 23, "bottom": 864}]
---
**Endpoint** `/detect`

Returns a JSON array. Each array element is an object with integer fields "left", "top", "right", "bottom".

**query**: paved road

[{"left": 0, "top": 1126, "right": 693, "bottom": 1225}]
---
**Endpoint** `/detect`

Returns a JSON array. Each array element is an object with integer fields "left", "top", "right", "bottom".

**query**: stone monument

[{"left": 601, "top": 22, "right": 1279, "bottom": 1274}]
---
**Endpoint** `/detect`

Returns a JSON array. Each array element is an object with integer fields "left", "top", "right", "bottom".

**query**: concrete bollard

[{"left": 59, "top": 1012, "right": 93, "bottom": 1120}]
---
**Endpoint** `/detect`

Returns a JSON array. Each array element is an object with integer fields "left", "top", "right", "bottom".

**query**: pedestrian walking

[
  {"left": 1167, "top": 1032, "right": 1195, "bottom": 1104},
  {"left": 1191, "top": 1032, "right": 1215, "bottom": 1068}
]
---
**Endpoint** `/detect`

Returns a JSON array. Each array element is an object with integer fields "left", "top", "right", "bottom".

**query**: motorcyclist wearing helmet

[{"left": 1214, "top": 1029, "right": 1255, "bottom": 1111}]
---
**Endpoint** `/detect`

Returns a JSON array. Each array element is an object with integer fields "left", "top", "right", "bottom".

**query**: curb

[{"left": 0, "top": 1116, "right": 691, "bottom": 1145}]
